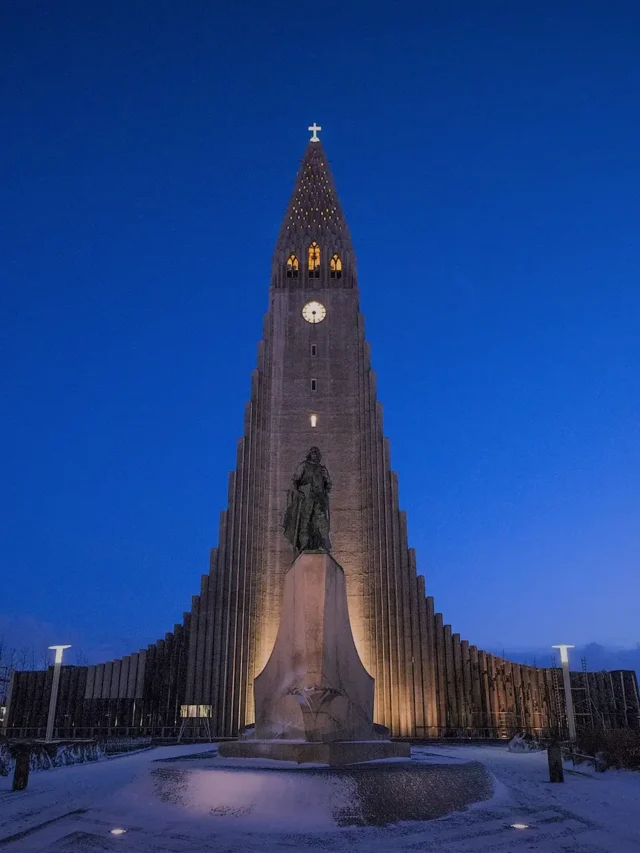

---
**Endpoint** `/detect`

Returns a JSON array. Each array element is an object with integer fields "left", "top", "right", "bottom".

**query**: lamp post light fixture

[
  {"left": 552, "top": 644, "right": 576, "bottom": 741},
  {"left": 45, "top": 645, "right": 71, "bottom": 742}
]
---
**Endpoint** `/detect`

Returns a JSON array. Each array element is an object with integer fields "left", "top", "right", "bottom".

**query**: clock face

[{"left": 302, "top": 301, "right": 326, "bottom": 324}]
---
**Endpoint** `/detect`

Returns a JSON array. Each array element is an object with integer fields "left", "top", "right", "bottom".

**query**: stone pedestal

[
  {"left": 218, "top": 739, "right": 409, "bottom": 765},
  {"left": 255, "top": 551, "right": 374, "bottom": 742},
  {"left": 218, "top": 551, "right": 409, "bottom": 764}
]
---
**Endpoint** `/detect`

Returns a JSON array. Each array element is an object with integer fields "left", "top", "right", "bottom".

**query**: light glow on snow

[
  {"left": 110, "top": 827, "right": 127, "bottom": 835},
  {"left": 511, "top": 823, "right": 529, "bottom": 829}
]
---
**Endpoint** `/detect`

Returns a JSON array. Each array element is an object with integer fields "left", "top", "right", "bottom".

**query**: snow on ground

[{"left": 1, "top": 742, "right": 640, "bottom": 851}]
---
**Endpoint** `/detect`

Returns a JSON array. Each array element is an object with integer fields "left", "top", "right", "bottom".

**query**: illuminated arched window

[
  {"left": 308, "top": 242, "right": 320, "bottom": 278},
  {"left": 286, "top": 253, "right": 299, "bottom": 278},
  {"left": 330, "top": 253, "right": 342, "bottom": 279}
]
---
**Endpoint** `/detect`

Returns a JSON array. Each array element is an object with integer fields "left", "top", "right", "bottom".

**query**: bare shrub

[{"left": 577, "top": 729, "right": 640, "bottom": 771}]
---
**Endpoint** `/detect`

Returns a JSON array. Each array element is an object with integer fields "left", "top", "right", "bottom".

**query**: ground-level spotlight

[
  {"left": 510, "top": 823, "right": 529, "bottom": 829},
  {"left": 110, "top": 828, "right": 127, "bottom": 835}
]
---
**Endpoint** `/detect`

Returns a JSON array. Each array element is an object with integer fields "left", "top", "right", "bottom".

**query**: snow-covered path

[{"left": 1, "top": 743, "right": 639, "bottom": 851}]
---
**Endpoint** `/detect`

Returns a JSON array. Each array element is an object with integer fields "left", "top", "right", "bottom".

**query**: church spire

[{"left": 272, "top": 130, "right": 356, "bottom": 290}]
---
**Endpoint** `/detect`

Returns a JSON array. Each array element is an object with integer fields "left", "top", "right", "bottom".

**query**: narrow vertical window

[
  {"left": 310, "top": 414, "right": 317, "bottom": 427},
  {"left": 308, "top": 242, "right": 321, "bottom": 277},
  {"left": 311, "top": 378, "right": 317, "bottom": 391},
  {"left": 286, "top": 253, "right": 299, "bottom": 278},
  {"left": 330, "top": 253, "right": 342, "bottom": 279},
  {"left": 311, "top": 344, "right": 317, "bottom": 356}
]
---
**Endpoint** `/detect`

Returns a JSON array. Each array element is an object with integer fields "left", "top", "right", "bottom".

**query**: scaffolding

[
  {"left": 572, "top": 657, "right": 595, "bottom": 731},
  {"left": 609, "top": 670, "right": 640, "bottom": 729},
  {"left": 551, "top": 655, "right": 565, "bottom": 735},
  {"left": 553, "top": 655, "right": 607, "bottom": 735}
]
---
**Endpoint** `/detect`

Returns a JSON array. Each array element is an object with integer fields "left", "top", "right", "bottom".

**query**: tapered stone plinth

[
  {"left": 255, "top": 551, "right": 374, "bottom": 742},
  {"left": 219, "top": 551, "right": 409, "bottom": 764}
]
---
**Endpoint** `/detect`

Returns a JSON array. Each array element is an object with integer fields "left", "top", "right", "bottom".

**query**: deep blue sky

[{"left": 2, "top": 1, "right": 639, "bottom": 665}]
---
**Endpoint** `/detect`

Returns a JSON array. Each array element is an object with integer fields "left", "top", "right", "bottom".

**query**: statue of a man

[{"left": 282, "top": 447, "right": 332, "bottom": 554}]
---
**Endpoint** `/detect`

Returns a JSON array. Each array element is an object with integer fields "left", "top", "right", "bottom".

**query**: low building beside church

[{"left": 4, "top": 132, "right": 639, "bottom": 741}]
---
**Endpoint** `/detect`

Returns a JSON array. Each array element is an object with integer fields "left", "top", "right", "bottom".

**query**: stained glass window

[{"left": 308, "top": 242, "right": 321, "bottom": 277}]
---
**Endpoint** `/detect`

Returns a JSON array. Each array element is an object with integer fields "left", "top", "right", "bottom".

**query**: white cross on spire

[{"left": 308, "top": 123, "right": 322, "bottom": 142}]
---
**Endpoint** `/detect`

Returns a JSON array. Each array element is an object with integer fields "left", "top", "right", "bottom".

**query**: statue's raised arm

[{"left": 282, "top": 447, "right": 331, "bottom": 555}]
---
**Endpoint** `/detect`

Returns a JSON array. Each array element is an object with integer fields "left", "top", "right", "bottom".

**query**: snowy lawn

[{"left": 0, "top": 742, "right": 639, "bottom": 851}]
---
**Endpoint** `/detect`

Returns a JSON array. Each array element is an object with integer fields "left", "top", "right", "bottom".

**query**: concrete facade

[{"left": 179, "top": 138, "right": 427, "bottom": 736}]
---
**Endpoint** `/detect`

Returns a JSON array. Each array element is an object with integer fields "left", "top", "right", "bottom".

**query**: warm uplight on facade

[{"left": 310, "top": 414, "right": 317, "bottom": 427}]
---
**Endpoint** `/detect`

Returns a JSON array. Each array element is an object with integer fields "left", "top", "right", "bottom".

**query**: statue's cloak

[
  {"left": 282, "top": 487, "right": 299, "bottom": 547},
  {"left": 282, "top": 483, "right": 310, "bottom": 548}
]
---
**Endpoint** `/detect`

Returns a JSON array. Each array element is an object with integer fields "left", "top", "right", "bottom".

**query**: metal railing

[
  {"left": 3, "top": 725, "right": 232, "bottom": 742},
  {"left": 560, "top": 741, "right": 603, "bottom": 772}
]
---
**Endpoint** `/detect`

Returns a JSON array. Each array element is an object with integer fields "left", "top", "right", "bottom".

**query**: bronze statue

[{"left": 282, "top": 447, "right": 332, "bottom": 554}]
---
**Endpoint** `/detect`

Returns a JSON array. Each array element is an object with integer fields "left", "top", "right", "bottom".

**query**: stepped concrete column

[
  {"left": 552, "top": 645, "right": 577, "bottom": 741},
  {"left": 46, "top": 645, "right": 71, "bottom": 742}
]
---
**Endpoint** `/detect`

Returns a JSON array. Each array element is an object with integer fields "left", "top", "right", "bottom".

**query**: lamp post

[
  {"left": 552, "top": 644, "right": 576, "bottom": 741},
  {"left": 45, "top": 645, "right": 71, "bottom": 742}
]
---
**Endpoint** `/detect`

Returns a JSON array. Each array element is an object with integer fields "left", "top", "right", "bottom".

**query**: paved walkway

[{"left": 1, "top": 743, "right": 640, "bottom": 851}]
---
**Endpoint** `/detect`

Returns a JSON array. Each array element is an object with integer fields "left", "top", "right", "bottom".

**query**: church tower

[
  {"left": 183, "top": 127, "right": 431, "bottom": 736},
  {"left": 14, "top": 129, "right": 604, "bottom": 742}
]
